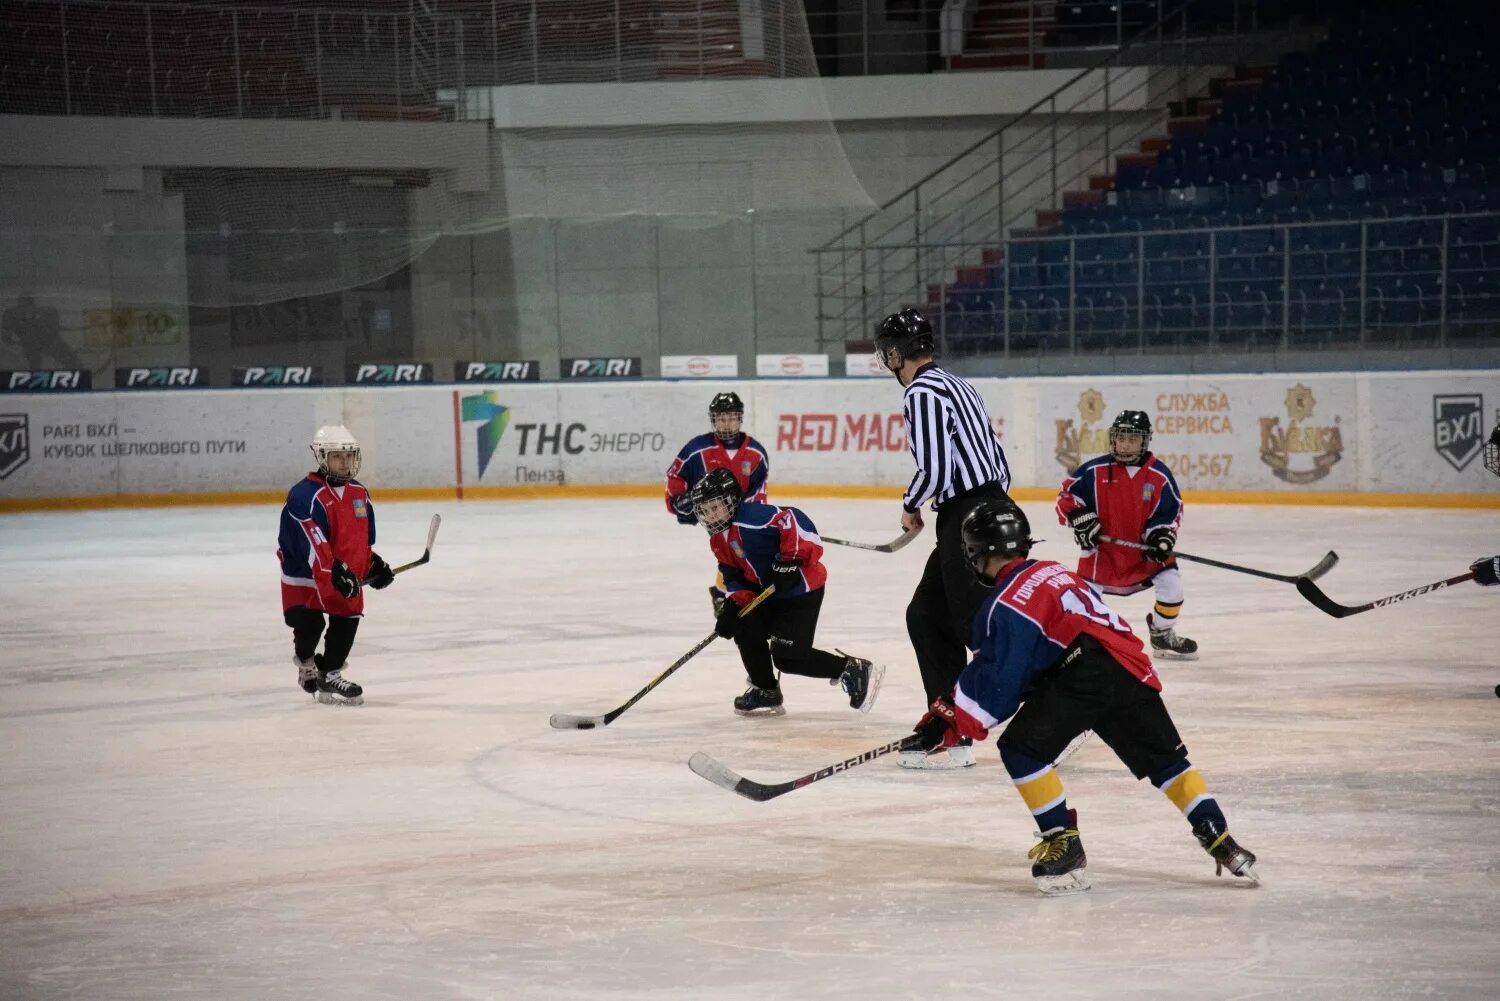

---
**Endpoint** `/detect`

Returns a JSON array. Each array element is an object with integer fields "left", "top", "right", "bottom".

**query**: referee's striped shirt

[{"left": 902, "top": 362, "right": 1011, "bottom": 511}]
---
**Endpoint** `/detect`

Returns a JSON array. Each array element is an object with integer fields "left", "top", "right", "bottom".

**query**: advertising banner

[
  {"left": 661, "top": 355, "right": 739, "bottom": 378},
  {"left": 756, "top": 354, "right": 829, "bottom": 378}
]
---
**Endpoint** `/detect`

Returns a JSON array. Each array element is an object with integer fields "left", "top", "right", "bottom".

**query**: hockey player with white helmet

[{"left": 275, "top": 424, "right": 395, "bottom": 706}]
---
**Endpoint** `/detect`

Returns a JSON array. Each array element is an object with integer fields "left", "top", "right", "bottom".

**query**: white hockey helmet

[{"left": 311, "top": 424, "right": 361, "bottom": 481}]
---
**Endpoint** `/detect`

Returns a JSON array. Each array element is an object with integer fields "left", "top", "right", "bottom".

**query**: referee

[{"left": 875, "top": 307, "right": 1016, "bottom": 769}]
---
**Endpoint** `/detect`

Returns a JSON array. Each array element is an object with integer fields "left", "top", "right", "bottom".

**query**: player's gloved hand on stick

[
  {"left": 1066, "top": 508, "right": 1101, "bottom": 550},
  {"left": 1471, "top": 555, "right": 1500, "bottom": 586},
  {"left": 671, "top": 492, "right": 697, "bottom": 525},
  {"left": 911, "top": 696, "right": 990, "bottom": 752},
  {"left": 770, "top": 556, "right": 803, "bottom": 587},
  {"left": 366, "top": 551, "right": 395, "bottom": 590},
  {"left": 330, "top": 559, "right": 361, "bottom": 599},
  {"left": 714, "top": 598, "right": 746, "bottom": 640},
  {"left": 1145, "top": 526, "right": 1177, "bottom": 563}
]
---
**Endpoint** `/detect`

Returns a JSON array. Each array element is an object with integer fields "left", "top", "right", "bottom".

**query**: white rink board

[{"left": 0, "top": 371, "right": 1495, "bottom": 499}]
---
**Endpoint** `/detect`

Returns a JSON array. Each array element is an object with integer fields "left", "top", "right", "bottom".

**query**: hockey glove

[
  {"left": 671, "top": 492, "right": 697, "bottom": 526},
  {"left": 1471, "top": 555, "right": 1500, "bottom": 586},
  {"left": 770, "top": 556, "right": 803, "bottom": 589},
  {"left": 912, "top": 696, "right": 990, "bottom": 752},
  {"left": 1066, "top": 508, "right": 1101, "bottom": 550},
  {"left": 330, "top": 559, "right": 362, "bottom": 600},
  {"left": 366, "top": 551, "right": 395, "bottom": 590},
  {"left": 715, "top": 598, "right": 746, "bottom": 640},
  {"left": 1144, "top": 526, "right": 1177, "bottom": 563}
]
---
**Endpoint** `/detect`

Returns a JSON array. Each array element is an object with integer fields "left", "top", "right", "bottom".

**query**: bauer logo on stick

[{"left": 1432, "top": 394, "right": 1484, "bottom": 471}]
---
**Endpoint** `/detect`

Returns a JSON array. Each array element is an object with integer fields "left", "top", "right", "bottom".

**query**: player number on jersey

[{"left": 1060, "top": 587, "right": 1130, "bottom": 634}]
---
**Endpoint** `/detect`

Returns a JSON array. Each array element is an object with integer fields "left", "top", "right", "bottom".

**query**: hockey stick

[
  {"left": 549, "top": 585, "right": 776, "bottom": 730},
  {"left": 1294, "top": 570, "right": 1475, "bottom": 619},
  {"left": 363, "top": 513, "right": 442, "bottom": 585},
  {"left": 821, "top": 525, "right": 922, "bottom": 554},
  {"left": 1099, "top": 534, "right": 1337, "bottom": 584},
  {"left": 688, "top": 735, "right": 924, "bottom": 802}
]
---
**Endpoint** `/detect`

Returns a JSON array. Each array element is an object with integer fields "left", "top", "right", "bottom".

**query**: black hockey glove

[
  {"left": 1066, "top": 508, "right": 1101, "bottom": 550},
  {"left": 1144, "top": 526, "right": 1177, "bottom": 563},
  {"left": 671, "top": 492, "right": 697, "bottom": 526},
  {"left": 714, "top": 598, "right": 745, "bottom": 640},
  {"left": 770, "top": 556, "right": 803, "bottom": 588},
  {"left": 1471, "top": 555, "right": 1500, "bottom": 586},
  {"left": 366, "top": 551, "right": 395, "bottom": 590},
  {"left": 330, "top": 559, "right": 362, "bottom": 599}
]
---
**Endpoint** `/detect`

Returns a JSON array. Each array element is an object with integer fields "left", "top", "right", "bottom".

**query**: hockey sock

[
  {"left": 1149, "top": 759, "right": 1226, "bottom": 830},
  {"left": 1151, "top": 599, "right": 1183, "bottom": 629},
  {"left": 284, "top": 606, "right": 326, "bottom": 662},
  {"left": 1002, "top": 745, "right": 1071, "bottom": 835},
  {"left": 319, "top": 615, "right": 360, "bottom": 672}
]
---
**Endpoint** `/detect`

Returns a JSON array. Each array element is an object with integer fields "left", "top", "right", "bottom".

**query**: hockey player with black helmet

[
  {"left": 276, "top": 424, "right": 396, "bottom": 706},
  {"left": 690, "top": 468, "right": 882, "bottom": 718},
  {"left": 908, "top": 500, "right": 1258, "bottom": 894},
  {"left": 1056, "top": 409, "right": 1197, "bottom": 659},
  {"left": 874, "top": 307, "right": 1016, "bottom": 769}
]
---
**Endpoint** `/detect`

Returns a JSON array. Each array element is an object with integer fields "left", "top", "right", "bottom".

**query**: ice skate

[
  {"left": 733, "top": 685, "right": 785, "bottom": 717},
  {"left": 834, "top": 652, "right": 884, "bottom": 713},
  {"left": 1193, "top": 819, "right": 1259, "bottom": 884},
  {"left": 1147, "top": 613, "right": 1199, "bottom": 661},
  {"left": 1027, "top": 809, "right": 1090, "bottom": 896},
  {"left": 315, "top": 660, "right": 364, "bottom": 706},
  {"left": 898, "top": 737, "right": 976, "bottom": 769},
  {"left": 293, "top": 655, "right": 318, "bottom": 696}
]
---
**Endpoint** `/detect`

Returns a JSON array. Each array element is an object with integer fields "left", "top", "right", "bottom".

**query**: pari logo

[
  {"left": 460, "top": 390, "right": 511, "bottom": 480},
  {"left": 456, "top": 360, "right": 540, "bottom": 383},
  {"left": 233, "top": 366, "right": 320, "bottom": 387},
  {"left": 349, "top": 362, "right": 433, "bottom": 385},
  {"left": 0, "top": 413, "right": 28, "bottom": 479},
  {"left": 1432, "top": 394, "right": 1484, "bottom": 471},
  {"left": 562, "top": 357, "right": 640, "bottom": 379},
  {"left": 115, "top": 367, "right": 206, "bottom": 389},
  {"left": 3, "top": 369, "right": 91, "bottom": 392}
]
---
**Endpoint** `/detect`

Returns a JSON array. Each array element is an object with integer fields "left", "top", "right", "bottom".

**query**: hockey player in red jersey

[
  {"left": 910, "top": 502, "right": 1257, "bottom": 894},
  {"left": 691, "top": 468, "right": 882, "bottom": 717},
  {"left": 1056, "top": 409, "right": 1197, "bottom": 660},
  {"left": 276, "top": 425, "right": 395, "bottom": 706}
]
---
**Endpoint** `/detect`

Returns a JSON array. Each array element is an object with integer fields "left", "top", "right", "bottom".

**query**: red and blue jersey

[
  {"left": 277, "top": 472, "right": 376, "bottom": 617},
  {"left": 1055, "top": 452, "right": 1182, "bottom": 589},
  {"left": 709, "top": 501, "right": 828, "bottom": 607},
  {"left": 951, "top": 558, "right": 1160, "bottom": 733},
  {"left": 665, "top": 432, "right": 770, "bottom": 517}
]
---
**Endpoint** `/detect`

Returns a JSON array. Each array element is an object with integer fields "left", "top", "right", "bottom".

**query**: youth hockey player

[
  {"left": 910, "top": 501, "right": 1258, "bottom": 895},
  {"left": 1056, "top": 409, "right": 1196, "bottom": 660},
  {"left": 692, "top": 468, "right": 882, "bottom": 717},
  {"left": 276, "top": 425, "right": 395, "bottom": 706}
]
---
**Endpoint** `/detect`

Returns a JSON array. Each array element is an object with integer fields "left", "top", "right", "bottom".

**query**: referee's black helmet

[{"left": 874, "top": 308, "right": 935, "bottom": 364}]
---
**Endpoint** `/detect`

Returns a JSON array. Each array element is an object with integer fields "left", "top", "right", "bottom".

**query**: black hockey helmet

[
  {"left": 961, "top": 500, "right": 1036, "bottom": 585},
  {"left": 874, "top": 308, "right": 936, "bottom": 370},
  {"left": 1486, "top": 419, "right": 1500, "bottom": 478},
  {"left": 708, "top": 392, "right": 744, "bottom": 443},
  {"left": 692, "top": 467, "right": 741, "bottom": 534},
  {"left": 1109, "top": 409, "right": 1153, "bottom": 464}
]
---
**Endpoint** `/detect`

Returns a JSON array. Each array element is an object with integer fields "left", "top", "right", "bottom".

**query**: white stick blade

[
  {"left": 688, "top": 752, "right": 745, "bottom": 792},
  {"left": 550, "top": 713, "right": 606, "bottom": 730},
  {"left": 425, "top": 514, "right": 442, "bottom": 551}
]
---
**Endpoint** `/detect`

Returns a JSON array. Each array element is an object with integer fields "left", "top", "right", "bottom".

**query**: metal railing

[
  {"left": 810, "top": 0, "right": 1310, "bottom": 346},
  {"left": 882, "top": 210, "right": 1500, "bottom": 358}
]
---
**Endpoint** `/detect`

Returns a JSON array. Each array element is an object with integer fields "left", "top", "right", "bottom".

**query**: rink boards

[{"left": 0, "top": 369, "right": 1496, "bottom": 508}]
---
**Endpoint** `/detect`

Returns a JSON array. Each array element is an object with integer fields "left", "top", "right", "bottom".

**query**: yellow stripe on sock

[
  {"left": 1162, "top": 769, "right": 1209, "bottom": 814},
  {"left": 1152, "top": 600, "right": 1182, "bottom": 621},
  {"left": 1015, "top": 767, "right": 1065, "bottom": 814}
]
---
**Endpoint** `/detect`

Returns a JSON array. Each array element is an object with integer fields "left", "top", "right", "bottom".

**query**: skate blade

[
  {"left": 897, "top": 751, "right": 973, "bottom": 770},
  {"left": 1036, "top": 870, "right": 1091, "bottom": 896},
  {"left": 856, "top": 662, "right": 887, "bottom": 714},
  {"left": 733, "top": 705, "right": 786, "bottom": 718},
  {"left": 1232, "top": 861, "right": 1261, "bottom": 886},
  {"left": 1151, "top": 648, "right": 1199, "bottom": 661},
  {"left": 316, "top": 692, "right": 364, "bottom": 707}
]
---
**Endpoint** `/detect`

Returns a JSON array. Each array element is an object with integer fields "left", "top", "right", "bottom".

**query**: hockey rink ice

[{"left": 1, "top": 497, "right": 1496, "bottom": 1000}]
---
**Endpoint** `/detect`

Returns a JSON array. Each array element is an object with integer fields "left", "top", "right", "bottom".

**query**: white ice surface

[{"left": 1, "top": 499, "right": 1497, "bottom": 1000}]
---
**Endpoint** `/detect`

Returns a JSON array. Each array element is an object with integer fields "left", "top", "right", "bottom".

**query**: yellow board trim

[{"left": 2, "top": 483, "right": 1497, "bottom": 514}]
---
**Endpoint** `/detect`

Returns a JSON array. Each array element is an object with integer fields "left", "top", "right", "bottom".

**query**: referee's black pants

[{"left": 906, "top": 482, "right": 1017, "bottom": 703}]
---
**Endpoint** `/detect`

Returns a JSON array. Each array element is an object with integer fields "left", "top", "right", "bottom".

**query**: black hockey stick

[
  {"left": 363, "top": 513, "right": 442, "bottom": 585},
  {"left": 1294, "top": 570, "right": 1475, "bottom": 619},
  {"left": 821, "top": 525, "right": 922, "bottom": 554},
  {"left": 688, "top": 735, "right": 924, "bottom": 802},
  {"left": 1099, "top": 534, "right": 1337, "bottom": 584},
  {"left": 549, "top": 586, "right": 776, "bottom": 730}
]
